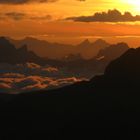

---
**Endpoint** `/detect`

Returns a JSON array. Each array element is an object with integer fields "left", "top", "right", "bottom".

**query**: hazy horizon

[
  {"left": 5, "top": 35, "right": 140, "bottom": 48},
  {"left": 1, "top": 1, "right": 140, "bottom": 48}
]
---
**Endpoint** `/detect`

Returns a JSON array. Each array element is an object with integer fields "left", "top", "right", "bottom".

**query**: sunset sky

[{"left": 1, "top": 0, "right": 140, "bottom": 47}]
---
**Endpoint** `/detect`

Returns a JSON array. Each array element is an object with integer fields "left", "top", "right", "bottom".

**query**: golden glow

[
  {"left": 121, "top": 0, "right": 140, "bottom": 13},
  {"left": 0, "top": 0, "right": 140, "bottom": 47},
  {"left": 125, "top": 0, "right": 140, "bottom": 5}
]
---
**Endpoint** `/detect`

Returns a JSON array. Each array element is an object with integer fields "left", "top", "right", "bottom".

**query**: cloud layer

[
  {"left": 66, "top": 9, "right": 140, "bottom": 22},
  {"left": 0, "top": 12, "right": 53, "bottom": 21},
  {"left": 0, "top": 0, "right": 83, "bottom": 4},
  {"left": 0, "top": 63, "right": 86, "bottom": 93},
  {"left": 0, "top": 0, "right": 57, "bottom": 4},
  {"left": 5, "top": 12, "right": 26, "bottom": 20}
]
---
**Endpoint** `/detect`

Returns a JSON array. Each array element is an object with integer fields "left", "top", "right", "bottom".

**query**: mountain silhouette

[
  {"left": 93, "top": 38, "right": 108, "bottom": 46},
  {"left": 77, "top": 39, "right": 91, "bottom": 47},
  {"left": 9, "top": 37, "right": 109, "bottom": 59},
  {"left": 95, "top": 42, "right": 129, "bottom": 60},
  {"left": 0, "top": 47, "right": 140, "bottom": 139},
  {"left": 77, "top": 38, "right": 110, "bottom": 58},
  {"left": 0, "top": 37, "right": 129, "bottom": 78},
  {"left": 104, "top": 47, "right": 140, "bottom": 86},
  {"left": 9, "top": 37, "right": 78, "bottom": 59},
  {"left": 0, "top": 37, "right": 47, "bottom": 64},
  {"left": 46, "top": 42, "right": 129, "bottom": 78},
  {"left": 0, "top": 37, "right": 19, "bottom": 63}
]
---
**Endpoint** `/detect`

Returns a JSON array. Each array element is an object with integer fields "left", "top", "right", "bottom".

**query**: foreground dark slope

[{"left": 0, "top": 48, "right": 140, "bottom": 139}]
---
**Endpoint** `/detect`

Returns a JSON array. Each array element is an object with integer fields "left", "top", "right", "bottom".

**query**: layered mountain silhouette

[
  {"left": 0, "top": 37, "right": 47, "bottom": 65},
  {"left": 77, "top": 38, "right": 109, "bottom": 58},
  {"left": 0, "top": 37, "right": 66, "bottom": 66},
  {"left": 95, "top": 42, "right": 129, "bottom": 61},
  {"left": 0, "top": 47, "right": 140, "bottom": 139},
  {"left": 64, "top": 42, "right": 129, "bottom": 78},
  {"left": 9, "top": 37, "right": 109, "bottom": 59},
  {"left": 0, "top": 37, "right": 129, "bottom": 78}
]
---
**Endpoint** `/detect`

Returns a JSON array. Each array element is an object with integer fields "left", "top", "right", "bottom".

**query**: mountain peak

[
  {"left": 110, "top": 42, "right": 129, "bottom": 49},
  {"left": 104, "top": 47, "right": 140, "bottom": 83},
  {"left": 0, "top": 36, "right": 7, "bottom": 40},
  {"left": 83, "top": 39, "right": 90, "bottom": 43},
  {"left": 0, "top": 36, "right": 16, "bottom": 50},
  {"left": 93, "top": 39, "right": 109, "bottom": 45},
  {"left": 78, "top": 39, "right": 90, "bottom": 47},
  {"left": 95, "top": 42, "right": 129, "bottom": 61},
  {"left": 0, "top": 36, "right": 11, "bottom": 44}
]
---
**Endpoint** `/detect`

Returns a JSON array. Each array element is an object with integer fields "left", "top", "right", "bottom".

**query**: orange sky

[{"left": 0, "top": 0, "right": 140, "bottom": 47}]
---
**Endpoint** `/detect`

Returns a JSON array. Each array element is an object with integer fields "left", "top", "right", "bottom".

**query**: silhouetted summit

[
  {"left": 77, "top": 39, "right": 90, "bottom": 47},
  {"left": 78, "top": 38, "right": 110, "bottom": 58},
  {"left": 93, "top": 38, "right": 109, "bottom": 46},
  {"left": 0, "top": 36, "right": 16, "bottom": 53},
  {"left": 95, "top": 42, "right": 129, "bottom": 60},
  {"left": 103, "top": 47, "right": 140, "bottom": 86},
  {"left": 0, "top": 37, "right": 46, "bottom": 64}
]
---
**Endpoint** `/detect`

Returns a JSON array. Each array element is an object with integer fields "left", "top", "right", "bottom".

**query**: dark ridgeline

[
  {"left": 0, "top": 47, "right": 140, "bottom": 139},
  {"left": 0, "top": 37, "right": 47, "bottom": 65},
  {"left": 95, "top": 42, "right": 129, "bottom": 61},
  {"left": 56, "top": 42, "right": 129, "bottom": 78},
  {"left": 9, "top": 37, "right": 110, "bottom": 59},
  {"left": 0, "top": 36, "right": 69, "bottom": 66},
  {"left": 0, "top": 37, "right": 129, "bottom": 78}
]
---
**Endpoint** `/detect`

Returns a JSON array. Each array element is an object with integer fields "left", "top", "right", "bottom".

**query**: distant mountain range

[
  {"left": 0, "top": 46, "right": 139, "bottom": 139},
  {"left": 9, "top": 37, "right": 109, "bottom": 59},
  {"left": 0, "top": 37, "right": 69, "bottom": 66},
  {"left": 0, "top": 37, "right": 129, "bottom": 78}
]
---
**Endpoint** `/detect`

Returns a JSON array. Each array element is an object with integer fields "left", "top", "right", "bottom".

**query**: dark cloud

[
  {"left": 0, "top": 0, "right": 85, "bottom": 4},
  {"left": 0, "top": 0, "right": 57, "bottom": 4},
  {"left": 5, "top": 12, "right": 26, "bottom": 20},
  {"left": 0, "top": 0, "right": 86, "bottom": 4},
  {"left": 0, "top": 12, "right": 53, "bottom": 21},
  {"left": 30, "top": 15, "right": 52, "bottom": 20},
  {"left": 66, "top": 9, "right": 140, "bottom": 22}
]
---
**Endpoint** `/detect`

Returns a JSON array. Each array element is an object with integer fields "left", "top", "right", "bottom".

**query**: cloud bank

[
  {"left": 66, "top": 9, "right": 140, "bottom": 22},
  {"left": 0, "top": 0, "right": 57, "bottom": 4},
  {"left": 0, "top": 63, "right": 86, "bottom": 93},
  {"left": 0, "top": 0, "right": 83, "bottom": 4},
  {"left": 0, "top": 12, "right": 53, "bottom": 21},
  {"left": 5, "top": 12, "right": 26, "bottom": 20}
]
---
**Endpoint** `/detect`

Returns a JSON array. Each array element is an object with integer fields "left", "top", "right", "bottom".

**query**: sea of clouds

[{"left": 0, "top": 63, "right": 87, "bottom": 94}]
